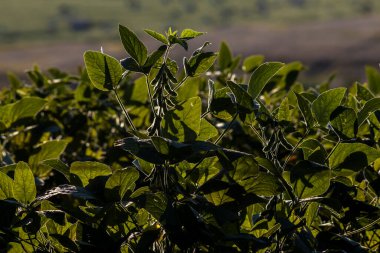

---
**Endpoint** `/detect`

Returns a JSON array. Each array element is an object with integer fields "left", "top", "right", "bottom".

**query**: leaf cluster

[{"left": 1, "top": 25, "right": 380, "bottom": 252}]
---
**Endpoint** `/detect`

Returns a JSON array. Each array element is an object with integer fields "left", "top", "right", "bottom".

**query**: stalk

[{"left": 113, "top": 89, "right": 137, "bottom": 131}]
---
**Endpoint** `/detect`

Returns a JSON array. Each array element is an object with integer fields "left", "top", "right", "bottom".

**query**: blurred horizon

[{"left": 1, "top": 0, "right": 380, "bottom": 86}]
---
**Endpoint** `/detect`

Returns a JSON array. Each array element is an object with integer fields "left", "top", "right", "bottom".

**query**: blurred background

[{"left": 1, "top": 0, "right": 380, "bottom": 86}]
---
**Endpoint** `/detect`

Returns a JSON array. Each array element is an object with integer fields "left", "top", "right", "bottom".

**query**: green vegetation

[
  {"left": 1, "top": 0, "right": 380, "bottom": 43},
  {"left": 1, "top": 25, "right": 380, "bottom": 252}
]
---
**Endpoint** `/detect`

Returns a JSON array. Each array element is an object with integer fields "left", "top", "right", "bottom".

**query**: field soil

[{"left": 1, "top": 16, "right": 380, "bottom": 87}]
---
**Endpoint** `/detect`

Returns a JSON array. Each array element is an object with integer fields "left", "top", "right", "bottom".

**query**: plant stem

[
  {"left": 172, "top": 76, "right": 188, "bottom": 92},
  {"left": 249, "top": 125, "right": 265, "bottom": 145},
  {"left": 201, "top": 111, "right": 210, "bottom": 118},
  {"left": 324, "top": 139, "right": 341, "bottom": 164},
  {"left": 113, "top": 89, "right": 137, "bottom": 131},
  {"left": 345, "top": 217, "right": 380, "bottom": 236},
  {"left": 214, "top": 113, "right": 238, "bottom": 145},
  {"left": 283, "top": 129, "right": 309, "bottom": 168}
]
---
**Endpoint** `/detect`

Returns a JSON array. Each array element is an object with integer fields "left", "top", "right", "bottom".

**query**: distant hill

[{"left": 0, "top": 0, "right": 379, "bottom": 44}]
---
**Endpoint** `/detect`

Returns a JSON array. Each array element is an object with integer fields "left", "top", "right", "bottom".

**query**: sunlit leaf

[
  {"left": 105, "top": 168, "right": 139, "bottom": 201},
  {"left": 119, "top": 25, "right": 147, "bottom": 65},
  {"left": 0, "top": 171, "right": 14, "bottom": 200},
  {"left": 84, "top": 50, "right": 123, "bottom": 91},
  {"left": 70, "top": 161, "right": 112, "bottom": 187},
  {"left": 311, "top": 87, "right": 346, "bottom": 127},
  {"left": 14, "top": 162, "right": 36, "bottom": 204},
  {"left": 248, "top": 62, "right": 284, "bottom": 99},
  {"left": 162, "top": 96, "right": 202, "bottom": 142}
]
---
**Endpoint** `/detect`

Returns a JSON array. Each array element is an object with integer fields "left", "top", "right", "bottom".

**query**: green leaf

[
  {"left": 28, "top": 140, "right": 68, "bottom": 176},
  {"left": 0, "top": 171, "right": 14, "bottom": 200},
  {"left": 365, "top": 65, "right": 380, "bottom": 95},
  {"left": 356, "top": 82, "right": 374, "bottom": 101},
  {"left": 142, "top": 45, "right": 167, "bottom": 73},
  {"left": 180, "top": 29, "right": 205, "bottom": 39},
  {"left": 40, "top": 159, "right": 70, "bottom": 181},
  {"left": 176, "top": 77, "right": 200, "bottom": 101},
  {"left": 242, "top": 55, "right": 264, "bottom": 72},
  {"left": 305, "top": 202, "right": 319, "bottom": 227},
  {"left": 248, "top": 62, "right": 284, "bottom": 99},
  {"left": 283, "top": 160, "right": 331, "bottom": 199},
  {"left": 295, "top": 93, "right": 315, "bottom": 127},
  {"left": 119, "top": 25, "right": 147, "bottom": 65},
  {"left": 299, "top": 139, "right": 327, "bottom": 163},
  {"left": 311, "top": 87, "right": 346, "bottom": 127},
  {"left": 226, "top": 81, "right": 255, "bottom": 113},
  {"left": 196, "top": 118, "right": 218, "bottom": 141},
  {"left": 329, "top": 143, "right": 380, "bottom": 172},
  {"left": 210, "top": 87, "right": 236, "bottom": 120},
  {"left": 330, "top": 106, "right": 358, "bottom": 139},
  {"left": 144, "top": 29, "right": 168, "bottom": 44},
  {"left": 83, "top": 50, "right": 123, "bottom": 91},
  {"left": 14, "top": 162, "right": 36, "bottom": 204},
  {"left": 277, "top": 61, "right": 304, "bottom": 89},
  {"left": 105, "top": 168, "right": 139, "bottom": 201},
  {"left": 231, "top": 156, "right": 280, "bottom": 196},
  {"left": 138, "top": 192, "right": 168, "bottom": 222},
  {"left": 357, "top": 98, "right": 380, "bottom": 126},
  {"left": 120, "top": 57, "right": 141, "bottom": 72},
  {"left": 70, "top": 161, "right": 112, "bottom": 187},
  {"left": 219, "top": 42, "right": 232, "bottom": 70},
  {"left": 169, "top": 36, "right": 188, "bottom": 50},
  {"left": 151, "top": 136, "right": 170, "bottom": 155},
  {"left": 0, "top": 97, "right": 47, "bottom": 129},
  {"left": 187, "top": 52, "right": 218, "bottom": 77},
  {"left": 162, "top": 97, "right": 202, "bottom": 142},
  {"left": 277, "top": 97, "right": 291, "bottom": 122}
]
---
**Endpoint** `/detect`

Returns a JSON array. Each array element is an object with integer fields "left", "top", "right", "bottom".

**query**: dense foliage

[{"left": 1, "top": 25, "right": 380, "bottom": 252}]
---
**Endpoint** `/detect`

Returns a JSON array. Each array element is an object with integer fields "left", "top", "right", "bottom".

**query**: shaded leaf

[
  {"left": 299, "top": 139, "right": 327, "bottom": 163},
  {"left": 187, "top": 52, "right": 218, "bottom": 77},
  {"left": 329, "top": 143, "right": 380, "bottom": 172},
  {"left": 283, "top": 160, "right": 330, "bottom": 199},
  {"left": 295, "top": 92, "right": 315, "bottom": 127},
  {"left": 330, "top": 106, "right": 358, "bottom": 139},
  {"left": 210, "top": 87, "right": 236, "bottom": 120},
  {"left": 226, "top": 81, "right": 255, "bottom": 113},
  {"left": 40, "top": 159, "right": 70, "bottom": 181}
]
